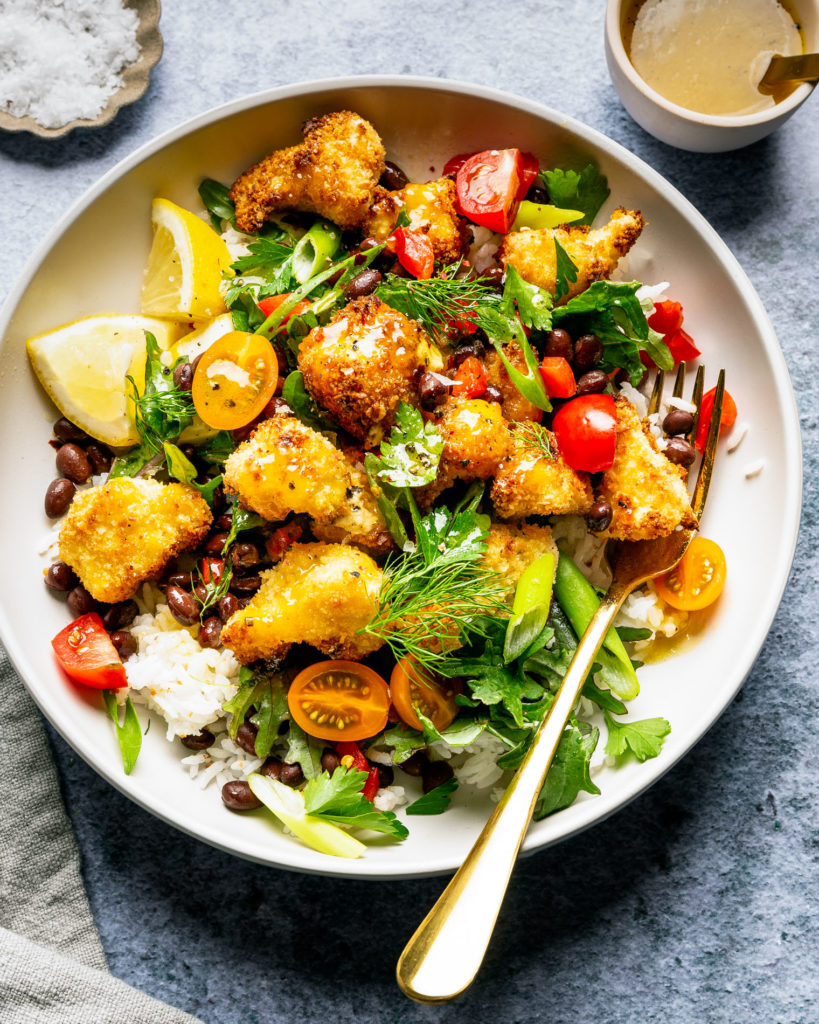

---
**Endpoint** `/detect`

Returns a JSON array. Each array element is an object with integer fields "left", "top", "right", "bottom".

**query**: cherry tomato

[
  {"left": 390, "top": 658, "right": 460, "bottom": 733},
  {"left": 257, "top": 293, "right": 310, "bottom": 322},
  {"left": 52, "top": 613, "right": 127, "bottom": 689},
  {"left": 552, "top": 393, "right": 617, "bottom": 472},
  {"left": 648, "top": 300, "right": 684, "bottom": 335},
  {"left": 393, "top": 227, "right": 434, "bottom": 279},
  {"left": 265, "top": 522, "right": 303, "bottom": 562},
  {"left": 455, "top": 149, "right": 523, "bottom": 233},
  {"left": 451, "top": 355, "right": 487, "bottom": 398},
  {"left": 336, "top": 740, "right": 380, "bottom": 801},
  {"left": 516, "top": 152, "right": 540, "bottom": 200},
  {"left": 695, "top": 386, "right": 737, "bottom": 452},
  {"left": 655, "top": 537, "right": 727, "bottom": 611},
  {"left": 287, "top": 661, "right": 391, "bottom": 742},
  {"left": 664, "top": 328, "right": 701, "bottom": 365},
  {"left": 539, "top": 356, "right": 576, "bottom": 398},
  {"left": 200, "top": 556, "right": 223, "bottom": 586},
  {"left": 192, "top": 330, "right": 278, "bottom": 431},
  {"left": 443, "top": 152, "right": 473, "bottom": 177}
]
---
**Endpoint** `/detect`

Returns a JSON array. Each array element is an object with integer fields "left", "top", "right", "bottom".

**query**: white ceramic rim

[
  {"left": 0, "top": 75, "right": 803, "bottom": 879},
  {"left": 605, "top": 0, "right": 815, "bottom": 128}
]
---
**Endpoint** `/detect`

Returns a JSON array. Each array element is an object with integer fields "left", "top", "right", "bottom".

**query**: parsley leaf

[
  {"left": 230, "top": 236, "right": 295, "bottom": 283},
  {"left": 374, "top": 402, "right": 443, "bottom": 488},
  {"left": 541, "top": 165, "right": 611, "bottom": 226},
  {"left": 303, "top": 766, "right": 409, "bottom": 839},
  {"left": 127, "top": 333, "right": 195, "bottom": 452},
  {"left": 500, "top": 263, "right": 554, "bottom": 331},
  {"left": 406, "top": 777, "right": 458, "bottom": 815},
  {"left": 534, "top": 717, "right": 600, "bottom": 818},
  {"left": 553, "top": 238, "right": 579, "bottom": 303},
  {"left": 603, "top": 711, "right": 671, "bottom": 763}
]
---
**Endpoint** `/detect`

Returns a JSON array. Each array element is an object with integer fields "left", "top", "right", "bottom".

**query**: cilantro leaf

[
  {"left": 303, "top": 767, "right": 409, "bottom": 839},
  {"left": 127, "top": 333, "right": 195, "bottom": 452},
  {"left": 534, "top": 718, "right": 600, "bottom": 818},
  {"left": 414, "top": 506, "right": 491, "bottom": 567},
  {"left": 370, "top": 402, "right": 443, "bottom": 489},
  {"left": 198, "top": 178, "right": 235, "bottom": 230},
  {"left": 541, "top": 165, "right": 610, "bottom": 226},
  {"left": 406, "top": 777, "right": 458, "bottom": 815},
  {"left": 230, "top": 236, "right": 295, "bottom": 282},
  {"left": 604, "top": 711, "right": 671, "bottom": 763},
  {"left": 457, "top": 641, "right": 529, "bottom": 727},
  {"left": 500, "top": 263, "right": 553, "bottom": 331},
  {"left": 380, "top": 725, "right": 427, "bottom": 764},
  {"left": 553, "top": 237, "right": 579, "bottom": 303}
]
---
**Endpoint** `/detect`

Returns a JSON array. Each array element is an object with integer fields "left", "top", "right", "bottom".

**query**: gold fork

[{"left": 397, "top": 366, "right": 725, "bottom": 1003}]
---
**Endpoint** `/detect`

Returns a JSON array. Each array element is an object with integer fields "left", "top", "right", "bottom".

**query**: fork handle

[{"left": 396, "top": 583, "right": 628, "bottom": 1003}]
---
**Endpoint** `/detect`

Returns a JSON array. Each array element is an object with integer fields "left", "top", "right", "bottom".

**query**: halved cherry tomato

[
  {"left": 265, "top": 522, "right": 303, "bottom": 562},
  {"left": 192, "top": 330, "right": 278, "bottom": 430},
  {"left": 539, "top": 356, "right": 576, "bottom": 398},
  {"left": 52, "top": 613, "right": 127, "bottom": 689},
  {"left": 287, "top": 661, "right": 391, "bottom": 742},
  {"left": 336, "top": 740, "right": 380, "bottom": 801},
  {"left": 552, "top": 393, "right": 617, "bottom": 472},
  {"left": 443, "top": 152, "right": 472, "bottom": 178},
  {"left": 201, "top": 556, "right": 223, "bottom": 586},
  {"left": 257, "top": 293, "right": 310, "bottom": 323},
  {"left": 390, "top": 658, "right": 460, "bottom": 733},
  {"left": 455, "top": 149, "right": 523, "bottom": 233},
  {"left": 393, "top": 227, "right": 434, "bottom": 279},
  {"left": 516, "top": 152, "right": 540, "bottom": 200},
  {"left": 648, "top": 300, "right": 684, "bottom": 335},
  {"left": 695, "top": 386, "right": 737, "bottom": 452},
  {"left": 664, "top": 328, "right": 701, "bottom": 365},
  {"left": 655, "top": 537, "right": 727, "bottom": 611},
  {"left": 451, "top": 355, "right": 487, "bottom": 398}
]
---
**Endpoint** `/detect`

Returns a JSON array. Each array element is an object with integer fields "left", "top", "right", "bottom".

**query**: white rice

[
  {"left": 744, "top": 458, "right": 766, "bottom": 478},
  {"left": 727, "top": 422, "right": 749, "bottom": 453},
  {"left": 467, "top": 225, "right": 502, "bottom": 273}
]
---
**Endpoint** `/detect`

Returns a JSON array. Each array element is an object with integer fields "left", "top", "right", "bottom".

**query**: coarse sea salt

[{"left": 0, "top": 0, "right": 140, "bottom": 129}]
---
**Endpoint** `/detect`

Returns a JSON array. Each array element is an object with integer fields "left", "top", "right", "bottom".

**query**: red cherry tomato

[
  {"left": 201, "top": 557, "right": 223, "bottom": 586},
  {"left": 552, "top": 393, "right": 617, "bottom": 472},
  {"left": 52, "top": 613, "right": 127, "bottom": 689},
  {"left": 393, "top": 227, "right": 434, "bottom": 279},
  {"left": 695, "top": 387, "right": 737, "bottom": 452},
  {"left": 451, "top": 355, "right": 487, "bottom": 398},
  {"left": 257, "top": 293, "right": 310, "bottom": 322},
  {"left": 664, "top": 328, "right": 701, "bottom": 365},
  {"left": 648, "top": 300, "right": 684, "bottom": 335},
  {"left": 455, "top": 149, "right": 523, "bottom": 233},
  {"left": 336, "top": 741, "right": 380, "bottom": 802},
  {"left": 516, "top": 152, "right": 540, "bottom": 200},
  {"left": 265, "top": 522, "right": 303, "bottom": 562},
  {"left": 539, "top": 356, "right": 576, "bottom": 398},
  {"left": 443, "top": 152, "right": 473, "bottom": 177}
]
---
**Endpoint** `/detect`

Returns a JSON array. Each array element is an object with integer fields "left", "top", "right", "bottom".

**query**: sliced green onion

[{"left": 292, "top": 220, "right": 342, "bottom": 282}]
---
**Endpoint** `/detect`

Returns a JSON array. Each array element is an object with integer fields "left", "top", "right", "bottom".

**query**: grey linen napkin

[{"left": 0, "top": 645, "right": 202, "bottom": 1024}]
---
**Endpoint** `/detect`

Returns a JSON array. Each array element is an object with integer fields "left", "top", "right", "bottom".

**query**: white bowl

[
  {"left": 0, "top": 77, "right": 802, "bottom": 878},
  {"left": 605, "top": 0, "right": 818, "bottom": 152}
]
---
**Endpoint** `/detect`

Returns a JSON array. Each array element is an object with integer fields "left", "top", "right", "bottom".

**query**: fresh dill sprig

[
  {"left": 376, "top": 263, "right": 501, "bottom": 340},
  {"left": 515, "top": 421, "right": 556, "bottom": 461},
  {"left": 127, "top": 377, "right": 195, "bottom": 452},
  {"left": 194, "top": 561, "right": 233, "bottom": 619}
]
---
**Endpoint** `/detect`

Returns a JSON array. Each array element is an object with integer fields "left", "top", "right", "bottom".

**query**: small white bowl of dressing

[{"left": 605, "top": 0, "right": 817, "bottom": 152}]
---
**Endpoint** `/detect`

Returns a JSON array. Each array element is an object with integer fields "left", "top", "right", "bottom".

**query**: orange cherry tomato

[
  {"left": 389, "top": 658, "right": 460, "bottom": 733},
  {"left": 287, "top": 661, "right": 391, "bottom": 742},
  {"left": 655, "top": 537, "right": 727, "bottom": 611},
  {"left": 695, "top": 387, "right": 737, "bottom": 452},
  {"left": 191, "top": 331, "right": 278, "bottom": 430}
]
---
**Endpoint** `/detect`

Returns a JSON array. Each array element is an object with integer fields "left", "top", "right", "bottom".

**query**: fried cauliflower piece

[
  {"left": 220, "top": 543, "right": 384, "bottom": 665},
  {"left": 58, "top": 478, "right": 211, "bottom": 603},
  {"left": 499, "top": 208, "right": 645, "bottom": 303},
  {"left": 298, "top": 295, "right": 432, "bottom": 446},
  {"left": 230, "top": 111, "right": 385, "bottom": 233},
  {"left": 599, "top": 396, "right": 697, "bottom": 541},
  {"left": 484, "top": 346, "right": 543, "bottom": 423},
  {"left": 312, "top": 449, "right": 394, "bottom": 555},
  {"left": 361, "top": 178, "right": 468, "bottom": 263},
  {"left": 482, "top": 521, "right": 559, "bottom": 603},
  {"left": 491, "top": 426, "right": 594, "bottom": 519},
  {"left": 223, "top": 416, "right": 351, "bottom": 523}
]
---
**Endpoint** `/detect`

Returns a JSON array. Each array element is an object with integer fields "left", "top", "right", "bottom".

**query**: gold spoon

[{"left": 759, "top": 51, "right": 819, "bottom": 91}]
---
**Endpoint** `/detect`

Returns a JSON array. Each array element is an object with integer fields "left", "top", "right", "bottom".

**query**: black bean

[
  {"left": 181, "top": 729, "right": 215, "bottom": 751},
  {"left": 321, "top": 748, "right": 341, "bottom": 774},
  {"left": 422, "top": 759, "right": 454, "bottom": 794},
  {"left": 480, "top": 265, "right": 505, "bottom": 290},
  {"left": 586, "top": 499, "right": 613, "bottom": 533},
  {"left": 664, "top": 437, "right": 697, "bottom": 467},
  {"left": 180, "top": 444, "right": 197, "bottom": 464},
  {"left": 199, "top": 616, "right": 223, "bottom": 649},
  {"left": 214, "top": 513, "right": 233, "bottom": 531},
  {"left": 67, "top": 585, "right": 95, "bottom": 617},
  {"left": 575, "top": 370, "right": 609, "bottom": 396},
  {"left": 85, "top": 443, "right": 112, "bottom": 475},
  {"left": 452, "top": 341, "right": 485, "bottom": 367},
  {"left": 102, "top": 600, "right": 138, "bottom": 631},
  {"left": 261, "top": 396, "right": 292, "bottom": 419},
  {"left": 380, "top": 160, "right": 410, "bottom": 191},
  {"left": 663, "top": 408, "right": 695, "bottom": 436},
  {"left": 236, "top": 721, "right": 258, "bottom": 755},
  {"left": 218, "top": 594, "right": 240, "bottom": 623},
  {"left": 231, "top": 574, "right": 261, "bottom": 595},
  {"left": 616, "top": 365, "right": 648, "bottom": 389},
  {"left": 231, "top": 543, "right": 260, "bottom": 571},
  {"left": 525, "top": 183, "right": 550, "bottom": 205},
  {"left": 573, "top": 333, "right": 604, "bottom": 372},
  {"left": 110, "top": 630, "right": 137, "bottom": 659},
  {"left": 204, "top": 532, "right": 229, "bottom": 555},
  {"left": 236, "top": 596, "right": 253, "bottom": 610},
  {"left": 260, "top": 758, "right": 283, "bottom": 780},
  {"left": 193, "top": 582, "right": 209, "bottom": 605},
  {"left": 418, "top": 371, "right": 449, "bottom": 410},
  {"left": 55, "top": 443, "right": 92, "bottom": 484},
  {"left": 400, "top": 751, "right": 430, "bottom": 777},
  {"left": 544, "top": 329, "right": 574, "bottom": 362},
  {"left": 280, "top": 762, "right": 304, "bottom": 787},
  {"left": 173, "top": 362, "right": 194, "bottom": 391},
  {"left": 45, "top": 561, "right": 78, "bottom": 592},
  {"left": 484, "top": 384, "right": 504, "bottom": 404},
  {"left": 221, "top": 780, "right": 262, "bottom": 811},
  {"left": 166, "top": 571, "right": 192, "bottom": 591},
  {"left": 343, "top": 268, "right": 382, "bottom": 301},
  {"left": 45, "top": 478, "right": 76, "bottom": 518},
  {"left": 166, "top": 585, "right": 199, "bottom": 625},
  {"left": 375, "top": 762, "right": 394, "bottom": 788},
  {"left": 53, "top": 417, "right": 88, "bottom": 444}
]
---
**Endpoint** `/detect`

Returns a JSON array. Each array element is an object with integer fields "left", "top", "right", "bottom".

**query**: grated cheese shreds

[{"left": 0, "top": 0, "right": 140, "bottom": 129}]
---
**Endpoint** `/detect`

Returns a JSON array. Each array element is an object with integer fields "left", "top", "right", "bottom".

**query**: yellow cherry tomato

[
  {"left": 191, "top": 330, "right": 277, "bottom": 430},
  {"left": 655, "top": 537, "right": 727, "bottom": 611}
]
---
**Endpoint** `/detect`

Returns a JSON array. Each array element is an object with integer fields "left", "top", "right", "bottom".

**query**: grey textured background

[{"left": 1, "top": 2, "right": 817, "bottom": 1021}]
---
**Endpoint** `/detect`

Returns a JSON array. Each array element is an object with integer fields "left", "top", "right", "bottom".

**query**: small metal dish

[{"left": 0, "top": 0, "right": 162, "bottom": 140}]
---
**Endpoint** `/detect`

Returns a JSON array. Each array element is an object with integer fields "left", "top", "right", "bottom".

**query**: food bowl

[
  {"left": 605, "top": 0, "right": 818, "bottom": 152},
  {"left": 0, "top": 77, "right": 801, "bottom": 878}
]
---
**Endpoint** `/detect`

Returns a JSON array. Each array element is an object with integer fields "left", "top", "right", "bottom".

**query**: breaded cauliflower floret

[
  {"left": 312, "top": 449, "right": 394, "bottom": 555},
  {"left": 599, "top": 396, "right": 697, "bottom": 541},
  {"left": 484, "top": 346, "right": 544, "bottom": 423},
  {"left": 59, "top": 478, "right": 211, "bottom": 603},
  {"left": 499, "top": 208, "right": 645, "bottom": 303},
  {"left": 491, "top": 426, "right": 594, "bottom": 520},
  {"left": 220, "top": 543, "right": 384, "bottom": 665},
  {"left": 223, "top": 416, "right": 351, "bottom": 523},
  {"left": 230, "top": 111, "right": 385, "bottom": 233},
  {"left": 482, "top": 521, "right": 559, "bottom": 603},
  {"left": 298, "top": 296, "right": 432, "bottom": 446},
  {"left": 361, "top": 178, "right": 468, "bottom": 263}
]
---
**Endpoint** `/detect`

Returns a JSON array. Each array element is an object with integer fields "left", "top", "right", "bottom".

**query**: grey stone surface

[{"left": 1, "top": 1, "right": 817, "bottom": 1021}]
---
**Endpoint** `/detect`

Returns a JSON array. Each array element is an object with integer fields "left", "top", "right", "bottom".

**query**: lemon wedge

[
  {"left": 172, "top": 312, "right": 236, "bottom": 363},
  {"left": 141, "top": 198, "right": 233, "bottom": 322},
  {"left": 26, "top": 314, "right": 181, "bottom": 447}
]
